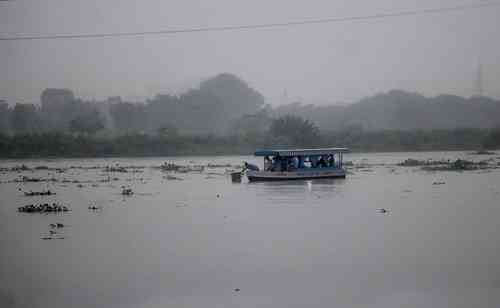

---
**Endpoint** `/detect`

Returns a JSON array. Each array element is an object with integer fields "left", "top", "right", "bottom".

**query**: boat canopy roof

[{"left": 254, "top": 147, "right": 349, "bottom": 157}]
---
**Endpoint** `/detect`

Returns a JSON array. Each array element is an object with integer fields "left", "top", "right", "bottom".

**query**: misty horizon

[
  {"left": 0, "top": 73, "right": 498, "bottom": 108},
  {"left": 2, "top": 0, "right": 500, "bottom": 105}
]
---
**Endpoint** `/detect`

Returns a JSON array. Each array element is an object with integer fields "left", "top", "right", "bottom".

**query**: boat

[{"left": 245, "top": 147, "right": 348, "bottom": 181}]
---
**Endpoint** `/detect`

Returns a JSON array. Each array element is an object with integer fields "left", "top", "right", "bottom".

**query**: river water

[{"left": 1, "top": 152, "right": 500, "bottom": 308}]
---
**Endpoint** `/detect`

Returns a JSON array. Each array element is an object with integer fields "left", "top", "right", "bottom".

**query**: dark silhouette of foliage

[
  {"left": 0, "top": 101, "right": 10, "bottom": 132},
  {"left": 481, "top": 128, "right": 500, "bottom": 149},
  {"left": 69, "top": 110, "right": 105, "bottom": 135},
  {"left": 11, "top": 103, "right": 41, "bottom": 133},
  {"left": 268, "top": 115, "right": 320, "bottom": 146},
  {"left": 0, "top": 128, "right": 492, "bottom": 158}
]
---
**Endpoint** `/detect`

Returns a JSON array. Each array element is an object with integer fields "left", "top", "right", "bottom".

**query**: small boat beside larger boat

[{"left": 245, "top": 147, "right": 348, "bottom": 181}]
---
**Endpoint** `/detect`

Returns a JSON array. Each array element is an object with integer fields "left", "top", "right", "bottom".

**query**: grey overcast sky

[{"left": 1, "top": 0, "right": 499, "bottom": 105}]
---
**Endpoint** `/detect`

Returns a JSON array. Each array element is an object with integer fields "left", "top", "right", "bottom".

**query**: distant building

[
  {"left": 107, "top": 96, "right": 122, "bottom": 104},
  {"left": 40, "top": 89, "right": 76, "bottom": 129},
  {"left": 41, "top": 89, "right": 75, "bottom": 112}
]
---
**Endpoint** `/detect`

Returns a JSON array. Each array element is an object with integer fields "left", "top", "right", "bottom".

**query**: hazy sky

[{"left": 1, "top": 0, "right": 499, "bottom": 105}]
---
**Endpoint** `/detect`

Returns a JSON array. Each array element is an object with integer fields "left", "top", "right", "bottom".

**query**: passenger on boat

[
  {"left": 264, "top": 156, "right": 272, "bottom": 171},
  {"left": 328, "top": 154, "right": 335, "bottom": 167},
  {"left": 303, "top": 157, "right": 312, "bottom": 168},
  {"left": 280, "top": 157, "right": 287, "bottom": 171},
  {"left": 298, "top": 156, "right": 304, "bottom": 168},
  {"left": 310, "top": 156, "right": 319, "bottom": 168},
  {"left": 287, "top": 157, "right": 298, "bottom": 171},
  {"left": 318, "top": 156, "right": 328, "bottom": 168},
  {"left": 271, "top": 156, "right": 281, "bottom": 171},
  {"left": 244, "top": 162, "right": 260, "bottom": 171}
]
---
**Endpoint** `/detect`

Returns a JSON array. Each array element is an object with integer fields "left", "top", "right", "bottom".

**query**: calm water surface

[{"left": 1, "top": 152, "right": 500, "bottom": 307}]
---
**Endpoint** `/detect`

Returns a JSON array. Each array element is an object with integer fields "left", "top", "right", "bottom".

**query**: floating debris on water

[
  {"left": 398, "top": 159, "right": 447, "bottom": 167},
  {"left": 160, "top": 162, "right": 181, "bottom": 171},
  {"left": 24, "top": 190, "right": 55, "bottom": 196},
  {"left": 230, "top": 171, "right": 242, "bottom": 182},
  {"left": 10, "top": 165, "right": 32, "bottom": 172},
  {"left": 207, "top": 163, "right": 232, "bottom": 168},
  {"left": 18, "top": 203, "right": 69, "bottom": 213},
  {"left": 121, "top": 187, "right": 134, "bottom": 196},
  {"left": 471, "top": 150, "right": 497, "bottom": 155},
  {"left": 104, "top": 166, "right": 128, "bottom": 173},
  {"left": 49, "top": 223, "right": 65, "bottom": 228},
  {"left": 14, "top": 176, "right": 58, "bottom": 183},
  {"left": 164, "top": 175, "right": 184, "bottom": 181},
  {"left": 398, "top": 158, "right": 499, "bottom": 171},
  {"left": 160, "top": 162, "right": 205, "bottom": 173}
]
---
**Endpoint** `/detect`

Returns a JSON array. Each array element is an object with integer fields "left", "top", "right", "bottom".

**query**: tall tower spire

[
  {"left": 476, "top": 63, "right": 484, "bottom": 97},
  {"left": 282, "top": 88, "right": 289, "bottom": 105}
]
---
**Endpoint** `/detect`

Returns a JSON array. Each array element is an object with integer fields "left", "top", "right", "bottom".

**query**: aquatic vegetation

[
  {"left": 18, "top": 203, "right": 69, "bottom": 213},
  {"left": 24, "top": 190, "right": 56, "bottom": 196},
  {"left": 398, "top": 158, "right": 449, "bottom": 166},
  {"left": 104, "top": 166, "right": 128, "bottom": 173},
  {"left": 421, "top": 159, "right": 497, "bottom": 171},
  {"left": 164, "top": 175, "right": 183, "bottom": 181},
  {"left": 121, "top": 187, "right": 133, "bottom": 195},
  {"left": 207, "top": 163, "right": 232, "bottom": 168},
  {"left": 398, "top": 158, "right": 498, "bottom": 171},
  {"left": 471, "top": 150, "right": 497, "bottom": 155},
  {"left": 14, "top": 176, "right": 58, "bottom": 183},
  {"left": 49, "top": 223, "right": 65, "bottom": 228},
  {"left": 10, "top": 165, "right": 32, "bottom": 172},
  {"left": 160, "top": 162, "right": 182, "bottom": 171},
  {"left": 160, "top": 162, "right": 204, "bottom": 173},
  {"left": 432, "top": 181, "right": 446, "bottom": 185}
]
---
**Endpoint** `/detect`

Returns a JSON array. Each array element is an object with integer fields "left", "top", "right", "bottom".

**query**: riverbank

[{"left": 0, "top": 129, "right": 498, "bottom": 159}]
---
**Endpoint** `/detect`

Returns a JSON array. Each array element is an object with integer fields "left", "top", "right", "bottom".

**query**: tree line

[
  {"left": 1, "top": 73, "right": 500, "bottom": 157},
  {"left": 0, "top": 73, "right": 266, "bottom": 136},
  {"left": 1, "top": 123, "right": 499, "bottom": 158}
]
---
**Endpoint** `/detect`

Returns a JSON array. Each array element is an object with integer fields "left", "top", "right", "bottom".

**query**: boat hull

[{"left": 246, "top": 168, "right": 346, "bottom": 181}]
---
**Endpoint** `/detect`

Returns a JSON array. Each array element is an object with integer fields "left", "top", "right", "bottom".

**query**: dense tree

[
  {"left": 0, "top": 101, "right": 10, "bottom": 132},
  {"left": 11, "top": 103, "right": 41, "bottom": 134},
  {"left": 268, "top": 115, "right": 320, "bottom": 146},
  {"left": 7, "top": 75, "right": 500, "bottom": 140},
  {"left": 230, "top": 109, "right": 272, "bottom": 135},
  {"left": 40, "top": 88, "right": 75, "bottom": 130},
  {"left": 109, "top": 102, "right": 148, "bottom": 133},
  {"left": 198, "top": 73, "right": 265, "bottom": 117},
  {"left": 275, "top": 90, "right": 500, "bottom": 131},
  {"left": 482, "top": 128, "right": 500, "bottom": 149},
  {"left": 69, "top": 110, "right": 105, "bottom": 135},
  {"left": 157, "top": 124, "right": 179, "bottom": 139}
]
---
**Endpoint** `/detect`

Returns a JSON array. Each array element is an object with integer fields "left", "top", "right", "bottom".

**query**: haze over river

[{"left": 1, "top": 152, "right": 500, "bottom": 308}]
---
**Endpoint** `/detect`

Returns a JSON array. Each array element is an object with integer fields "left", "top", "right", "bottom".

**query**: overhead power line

[{"left": 1, "top": 1, "right": 499, "bottom": 41}]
